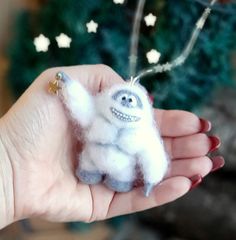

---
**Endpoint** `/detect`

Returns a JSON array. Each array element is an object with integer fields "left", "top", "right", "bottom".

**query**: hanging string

[
  {"left": 132, "top": 0, "right": 218, "bottom": 84},
  {"left": 129, "top": 0, "right": 146, "bottom": 77},
  {"left": 191, "top": 0, "right": 236, "bottom": 14}
]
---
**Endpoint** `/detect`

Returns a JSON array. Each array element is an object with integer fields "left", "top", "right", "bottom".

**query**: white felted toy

[{"left": 55, "top": 72, "right": 169, "bottom": 197}]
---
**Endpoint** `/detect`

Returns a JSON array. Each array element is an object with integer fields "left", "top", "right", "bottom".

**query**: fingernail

[
  {"left": 199, "top": 118, "right": 212, "bottom": 132},
  {"left": 211, "top": 156, "right": 225, "bottom": 172},
  {"left": 209, "top": 136, "right": 221, "bottom": 152},
  {"left": 190, "top": 174, "right": 202, "bottom": 190}
]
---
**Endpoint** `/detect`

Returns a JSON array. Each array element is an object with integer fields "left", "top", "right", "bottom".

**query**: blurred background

[{"left": 0, "top": 0, "right": 236, "bottom": 239}]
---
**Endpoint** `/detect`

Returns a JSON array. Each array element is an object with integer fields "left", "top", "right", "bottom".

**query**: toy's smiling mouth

[{"left": 110, "top": 107, "right": 140, "bottom": 122}]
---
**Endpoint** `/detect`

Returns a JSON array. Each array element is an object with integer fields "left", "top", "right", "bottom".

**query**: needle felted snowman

[{"left": 53, "top": 72, "right": 169, "bottom": 197}]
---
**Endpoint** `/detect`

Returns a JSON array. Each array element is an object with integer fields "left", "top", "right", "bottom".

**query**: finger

[
  {"left": 106, "top": 176, "right": 191, "bottom": 219},
  {"left": 38, "top": 64, "right": 124, "bottom": 94},
  {"left": 166, "top": 156, "right": 213, "bottom": 179},
  {"left": 155, "top": 110, "right": 202, "bottom": 137},
  {"left": 164, "top": 133, "right": 212, "bottom": 159}
]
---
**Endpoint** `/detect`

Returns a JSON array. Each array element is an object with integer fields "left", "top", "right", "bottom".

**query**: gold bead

[{"left": 48, "top": 80, "right": 61, "bottom": 95}]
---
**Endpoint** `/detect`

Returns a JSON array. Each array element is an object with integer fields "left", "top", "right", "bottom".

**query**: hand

[{"left": 0, "top": 65, "right": 223, "bottom": 226}]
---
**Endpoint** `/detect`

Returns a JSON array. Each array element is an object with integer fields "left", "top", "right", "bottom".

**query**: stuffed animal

[{"left": 55, "top": 72, "right": 169, "bottom": 197}]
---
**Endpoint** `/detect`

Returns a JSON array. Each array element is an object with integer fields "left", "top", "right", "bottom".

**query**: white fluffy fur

[
  {"left": 60, "top": 77, "right": 169, "bottom": 192},
  {"left": 61, "top": 78, "right": 95, "bottom": 128}
]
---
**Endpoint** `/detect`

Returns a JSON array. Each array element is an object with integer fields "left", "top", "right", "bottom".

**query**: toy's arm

[
  {"left": 56, "top": 72, "right": 95, "bottom": 128},
  {"left": 139, "top": 131, "right": 169, "bottom": 197}
]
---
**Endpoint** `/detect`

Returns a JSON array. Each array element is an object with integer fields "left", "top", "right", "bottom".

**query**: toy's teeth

[{"left": 110, "top": 107, "right": 140, "bottom": 122}]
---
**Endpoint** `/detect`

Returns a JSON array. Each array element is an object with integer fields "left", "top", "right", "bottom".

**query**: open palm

[{"left": 0, "top": 65, "right": 221, "bottom": 224}]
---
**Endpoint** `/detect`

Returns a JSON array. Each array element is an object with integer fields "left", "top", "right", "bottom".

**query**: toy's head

[{"left": 96, "top": 83, "right": 154, "bottom": 128}]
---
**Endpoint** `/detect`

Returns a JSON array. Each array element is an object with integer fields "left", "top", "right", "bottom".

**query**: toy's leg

[
  {"left": 104, "top": 176, "right": 133, "bottom": 193},
  {"left": 85, "top": 144, "right": 136, "bottom": 192},
  {"left": 104, "top": 164, "right": 135, "bottom": 193},
  {"left": 76, "top": 149, "right": 103, "bottom": 185}
]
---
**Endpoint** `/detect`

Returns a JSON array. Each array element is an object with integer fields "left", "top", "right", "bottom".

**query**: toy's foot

[
  {"left": 76, "top": 169, "right": 102, "bottom": 185},
  {"left": 143, "top": 183, "right": 155, "bottom": 197},
  {"left": 104, "top": 176, "right": 133, "bottom": 193}
]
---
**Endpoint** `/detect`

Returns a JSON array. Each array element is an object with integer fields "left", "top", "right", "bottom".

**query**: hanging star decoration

[
  {"left": 48, "top": 75, "right": 61, "bottom": 95},
  {"left": 163, "top": 62, "right": 172, "bottom": 71},
  {"left": 146, "top": 49, "right": 161, "bottom": 64},
  {"left": 113, "top": 0, "right": 125, "bottom": 4},
  {"left": 132, "top": 0, "right": 217, "bottom": 83},
  {"left": 86, "top": 20, "right": 98, "bottom": 33},
  {"left": 34, "top": 34, "right": 50, "bottom": 52},
  {"left": 144, "top": 13, "right": 157, "bottom": 27},
  {"left": 56, "top": 33, "right": 72, "bottom": 48},
  {"left": 196, "top": 8, "right": 211, "bottom": 29}
]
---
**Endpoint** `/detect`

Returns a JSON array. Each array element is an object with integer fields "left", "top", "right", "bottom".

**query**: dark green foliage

[{"left": 8, "top": 0, "right": 236, "bottom": 110}]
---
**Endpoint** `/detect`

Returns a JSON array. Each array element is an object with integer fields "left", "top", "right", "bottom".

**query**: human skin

[{"left": 0, "top": 65, "right": 222, "bottom": 229}]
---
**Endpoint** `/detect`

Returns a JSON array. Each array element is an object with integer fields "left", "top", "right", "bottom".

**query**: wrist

[{"left": 0, "top": 118, "right": 15, "bottom": 229}]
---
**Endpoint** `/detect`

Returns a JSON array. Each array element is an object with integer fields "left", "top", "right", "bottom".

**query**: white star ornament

[
  {"left": 144, "top": 13, "right": 157, "bottom": 27},
  {"left": 86, "top": 20, "right": 98, "bottom": 33},
  {"left": 56, "top": 33, "right": 72, "bottom": 48},
  {"left": 113, "top": 0, "right": 125, "bottom": 4},
  {"left": 146, "top": 49, "right": 161, "bottom": 64},
  {"left": 34, "top": 34, "right": 50, "bottom": 52}
]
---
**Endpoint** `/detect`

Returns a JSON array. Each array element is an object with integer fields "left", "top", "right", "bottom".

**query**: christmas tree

[{"left": 8, "top": 0, "right": 236, "bottom": 110}]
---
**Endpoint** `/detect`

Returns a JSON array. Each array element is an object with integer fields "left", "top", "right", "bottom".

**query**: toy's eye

[
  {"left": 118, "top": 94, "right": 128, "bottom": 103},
  {"left": 128, "top": 96, "right": 137, "bottom": 107}
]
